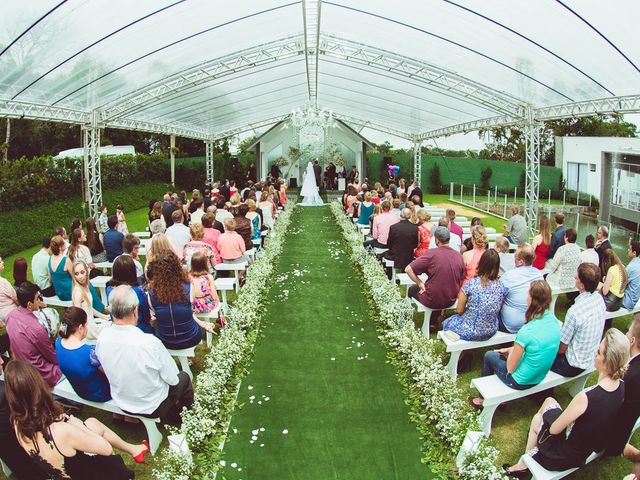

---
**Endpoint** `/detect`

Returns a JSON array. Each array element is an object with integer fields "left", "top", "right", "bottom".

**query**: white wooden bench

[
  {"left": 195, "top": 307, "right": 221, "bottom": 347},
  {"left": 411, "top": 297, "right": 457, "bottom": 337},
  {"left": 214, "top": 277, "right": 236, "bottom": 305},
  {"left": 604, "top": 298, "right": 640, "bottom": 322},
  {"left": 520, "top": 417, "right": 640, "bottom": 479},
  {"left": 168, "top": 346, "right": 196, "bottom": 380},
  {"left": 215, "top": 262, "right": 247, "bottom": 292},
  {"left": 53, "top": 378, "right": 163, "bottom": 454},
  {"left": 382, "top": 258, "right": 397, "bottom": 283},
  {"left": 43, "top": 295, "right": 72, "bottom": 308},
  {"left": 93, "top": 261, "right": 113, "bottom": 271},
  {"left": 549, "top": 286, "right": 579, "bottom": 315},
  {"left": 470, "top": 368, "right": 594, "bottom": 435},
  {"left": 373, "top": 247, "right": 388, "bottom": 255},
  {"left": 132, "top": 231, "right": 150, "bottom": 238},
  {"left": 395, "top": 272, "right": 427, "bottom": 297},
  {"left": 90, "top": 276, "right": 112, "bottom": 304},
  {"left": 438, "top": 330, "right": 516, "bottom": 380}
]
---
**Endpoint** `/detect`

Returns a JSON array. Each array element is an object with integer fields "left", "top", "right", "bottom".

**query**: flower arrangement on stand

[
  {"left": 329, "top": 201, "right": 505, "bottom": 480},
  {"left": 153, "top": 199, "right": 297, "bottom": 480}
]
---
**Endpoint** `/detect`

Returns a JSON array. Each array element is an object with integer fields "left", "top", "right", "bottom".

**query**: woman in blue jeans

[{"left": 469, "top": 280, "right": 561, "bottom": 409}]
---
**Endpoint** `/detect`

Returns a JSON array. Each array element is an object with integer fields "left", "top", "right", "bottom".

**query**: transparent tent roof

[{"left": 1, "top": 0, "right": 639, "bottom": 141}]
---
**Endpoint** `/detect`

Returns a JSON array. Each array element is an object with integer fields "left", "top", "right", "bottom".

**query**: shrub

[
  {"left": 0, "top": 181, "right": 172, "bottom": 257},
  {"left": 429, "top": 163, "right": 445, "bottom": 193}
]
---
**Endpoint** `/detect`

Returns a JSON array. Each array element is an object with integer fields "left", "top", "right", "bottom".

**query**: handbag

[{"left": 535, "top": 408, "right": 565, "bottom": 460}]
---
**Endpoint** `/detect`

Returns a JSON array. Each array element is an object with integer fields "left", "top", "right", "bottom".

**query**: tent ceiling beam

[
  {"left": 303, "top": 0, "right": 322, "bottom": 106},
  {"left": 101, "top": 35, "right": 304, "bottom": 121},
  {"left": 319, "top": 34, "right": 523, "bottom": 116},
  {"left": 414, "top": 95, "right": 640, "bottom": 140},
  {"left": 0, "top": 100, "right": 88, "bottom": 124}
]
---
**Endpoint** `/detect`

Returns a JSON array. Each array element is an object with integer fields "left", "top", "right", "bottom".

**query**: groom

[{"left": 313, "top": 160, "right": 321, "bottom": 190}]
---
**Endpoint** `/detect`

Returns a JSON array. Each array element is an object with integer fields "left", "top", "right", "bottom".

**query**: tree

[
  {"left": 478, "top": 114, "right": 637, "bottom": 165},
  {"left": 377, "top": 141, "right": 393, "bottom": 154},
  {"left": 237, "top": 135, "right": 258, "bottom": 152}
]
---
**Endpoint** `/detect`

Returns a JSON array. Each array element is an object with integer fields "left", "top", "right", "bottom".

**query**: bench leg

[
  {"left": 568, "top": 373, "right": 590, "bottom": 397},
  {"left": 420, "top": 308, "right": 433, "bottom": 338},
  {"left": 233, "top": 271, "right": 240, "bottom": 292},
  {"left": 219, "top": 290, "right": 228, "bottom": 306},
  {"left": 178, "top": 356, "right": 193, "bottom": 380},
  {"left": 140, "top": 418, "right": 163, "bottom": 455},
  {"left": 206, "top": 329, "right": 212, "bottom": 348},
  {"left": 446, "top": 351, "right": 461, "bottom": 381},
  {"left": 478, "top": 404, "right": 498, "bottom": 436},
  {"left": 550, "top": 294, "right": 560, "bottom": 315}
]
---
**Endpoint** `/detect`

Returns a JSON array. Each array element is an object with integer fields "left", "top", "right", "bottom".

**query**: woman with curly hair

[
  {"left": 147, "top": 250, "right": 212, "bottom": 350},
  {"left": 144, "top": 233, "right": 177, "bottom": 281}
]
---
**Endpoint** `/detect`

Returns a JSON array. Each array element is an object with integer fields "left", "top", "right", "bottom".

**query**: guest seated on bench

[
  {"left": 72, "top": 260, "right": 110, "bottom": 342},
  {"left": 219, "top": 218, "right": 248, "bottom": 267},
  {"left": 0, "top": 355, "right": 47, "bottom": 479},
  {"left": 107, "top": 256, "right": 153, "bottom": 334},
  {"left": 4, "top": 360, "right": 148, "bottom": 479},
  {"left": 493, "top": 236, "right": 515, "bottom": 275},
  {"left": 600, "top": 248, "right": 628, "bottom": 313},
  {"left": 406, "top": 227, "right": 465, "bottom": 326},
  {"left": 623, "top": 241, "right": 640, "bottom": 311},
  {"left": 6, "top": 282, "right": 62, "bottom": 388},
  {"left": 443, "top": 249, "right": 507, "bottom": 341},
  {"left": 504, "top": 328, "right": 629, "bottom": 477},
  {"left": 499, "top": 245, "right": 543, "bottom": 334},
  {"left": 462, "top": 226, "right": 488, "bottom": 285},
  {"left": 97, "top": 285, "right": 195, "bottom": 424},
  {"left": 364, "top": 200, "right": 398, "bottom": 250},
  {"left": 607, "top": 313, "right": 640, "bottom": 459},
  {"left": 147, "top": 251, "right": 212, "bottom": 349},
  {"left": 551, "top": 263, "right": 605, "bottom": 377},
  {"left": 48, "top": 235, "right": 73, "bottom": 301},
  {"left": 55, "top": 307, "right": 111, "bottom": 402},
  {"left": 546, "top": 227, "right": 582, "bottom": 290},
  {"left": 470, "top": 281, "right": 560, "bottom": 408}
]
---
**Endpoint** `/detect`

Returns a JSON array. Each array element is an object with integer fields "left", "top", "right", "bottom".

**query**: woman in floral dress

[{"left": 442, "top": 249, "right": 507, "bottom": 341}]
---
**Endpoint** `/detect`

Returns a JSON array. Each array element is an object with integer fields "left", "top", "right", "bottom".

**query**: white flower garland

[
  {"left": 329, "top": 202, "right": 505, "bottom": 480},
  {"left": 154, "top": 201, "right": 297, "bottom": 480}
]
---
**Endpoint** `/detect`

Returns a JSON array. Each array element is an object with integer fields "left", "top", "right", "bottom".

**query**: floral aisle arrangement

[
  {"left": 154, "top": 201, "right": 297, "bottom": 480},
  {"left": 329, "top": 202, "right": 505, "bottom": 480}
]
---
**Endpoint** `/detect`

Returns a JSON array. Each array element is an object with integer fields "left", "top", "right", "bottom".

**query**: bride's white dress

[{"left": 300, "top": 162, "right": 324, "bottom": 206}]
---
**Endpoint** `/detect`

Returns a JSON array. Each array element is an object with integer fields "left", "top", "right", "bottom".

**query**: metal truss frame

[
  {"left": 303, "top": 0, "right": 322, "bottom": 106},
  {"left": 205, "top": 141, "right": 215, "bottom": 183},
  {"left": 523, "top": 107, "right": 543, "bottom": 235},
  {"left": 83, "top": 112, "right": 102, "bottom": 219},
  {"left": 0, "top": 100, "right": 89, "bottom": 123},
  {"left": 413, "top": 141, "right": 422, "bottom": 186},
  {"left": 319, "top": 34, "right": 523, "bottom": 117},
  {"left": 100, "top": 36, "right": 304, "bottom": 122},
  {"left": 414, "top": 95, "right": 640, "bottom": 140}
]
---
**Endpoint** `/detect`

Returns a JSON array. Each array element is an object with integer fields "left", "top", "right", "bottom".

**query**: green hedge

[
  {"left": 0, "top": 181, "right": 172, "bottom": 257},
  {"left": 365, "top": 153, "right": 562, "bottom": 192}
]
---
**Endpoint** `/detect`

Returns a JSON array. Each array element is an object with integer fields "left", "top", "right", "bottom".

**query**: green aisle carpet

[{"left": 220, "top": 206, "right": 430, "bottom": 479}]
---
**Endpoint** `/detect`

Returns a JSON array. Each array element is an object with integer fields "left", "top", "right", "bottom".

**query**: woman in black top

[
  {"left": 4, "top": 360, "right": 149, "bottom": 480},
  {"left": 504, "top": 328, "right": 629, "bottom": 477}
]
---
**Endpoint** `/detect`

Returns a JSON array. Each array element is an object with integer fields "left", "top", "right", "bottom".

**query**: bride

[{"left": 300, "top": 161, "right": 324, "bottom": 206}]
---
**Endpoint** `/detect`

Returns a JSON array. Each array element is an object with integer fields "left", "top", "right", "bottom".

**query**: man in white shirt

[
  {"left": 96, "top": 285, "right": 193, "bottom": 423},
  {"left": 31, "top": 237, "right": 55, "bottom": 297},
  {"left": 579, "top": 234, "right": 599, "bottom": 265},
  {"left": 190, "top": 200, "right": 205, "bottom": 225},
  {"left": 165, "top": 210, "right": 191, "bottom": 259},
  {"left": 119, "top": 234, "right": 144, "bottom": 284}
]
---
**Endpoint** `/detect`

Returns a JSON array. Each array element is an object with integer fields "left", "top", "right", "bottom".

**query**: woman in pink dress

[
  {"left": 462, "top": 226, "right": 488, "bottom": 285},
  {"left": 414, "top": 210, "right": 433, "bottom": 258},
  {"left": 532, "top": 214, "right": 551, "bottom": 270}
]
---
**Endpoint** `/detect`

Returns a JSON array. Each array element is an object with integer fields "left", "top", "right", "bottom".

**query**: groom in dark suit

[{"left": 313, "top": 160, "right": 321, "bottom": 189}]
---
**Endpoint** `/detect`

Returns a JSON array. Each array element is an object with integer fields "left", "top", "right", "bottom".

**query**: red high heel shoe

[{"left": 133, "top": 440, "right": 151, "bottom": 464}]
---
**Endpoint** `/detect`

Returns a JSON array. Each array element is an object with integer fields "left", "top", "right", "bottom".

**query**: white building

[
  {"left": 247, "top": 119, "right": 373, "bottom": 187},
  {"left": 555, "top": 136, "right": 640, "bottom": 227}
]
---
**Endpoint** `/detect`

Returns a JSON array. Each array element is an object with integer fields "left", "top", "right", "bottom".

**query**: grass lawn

[{"left": 220, "top": 205, "right": 429, "bottom": 479}]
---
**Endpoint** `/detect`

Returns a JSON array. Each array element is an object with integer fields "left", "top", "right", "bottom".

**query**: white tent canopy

[{"left": 1, "top": 0, "right": 640, "bottom": 221}]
